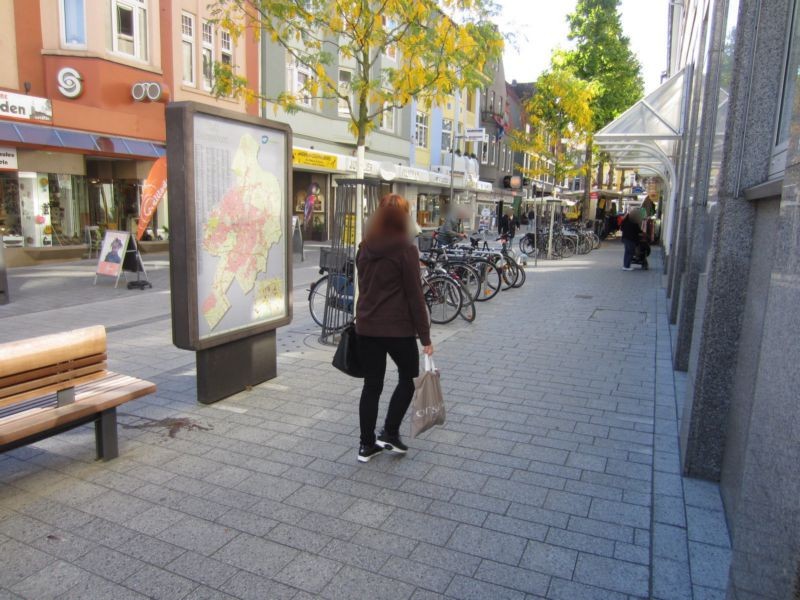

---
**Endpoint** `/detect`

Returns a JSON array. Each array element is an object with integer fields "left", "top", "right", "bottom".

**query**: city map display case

[{"left": 166, "top": 102, "right": 293, "bottom": 403}]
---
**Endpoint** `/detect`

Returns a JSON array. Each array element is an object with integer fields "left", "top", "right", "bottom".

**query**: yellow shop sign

[{"left": 292, "top": 148, "right": 338, "bottom": 170}]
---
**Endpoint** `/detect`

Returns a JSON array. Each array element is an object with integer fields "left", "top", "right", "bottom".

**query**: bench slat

[
  {"left": 0, "top": 353, "right": 107, "bottom": 389},
  {"left": 0, "top": 362, "right": 108, "bottom": 401},
  {"left": 0, "top": 370, "right": 110, "bottom": 409},
  {"left": 0, "top": 326, "right": 106, "bottom": 379},
  {"left": 0, "top": 373, "right": 156, "bottom": 445}
]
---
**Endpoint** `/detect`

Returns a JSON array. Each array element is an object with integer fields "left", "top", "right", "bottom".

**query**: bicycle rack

[{"left": 318, "top": 178, "right": 381, "bottom": 345}]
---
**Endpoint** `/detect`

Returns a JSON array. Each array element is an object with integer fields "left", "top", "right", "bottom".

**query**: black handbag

[{"left": 332, "top": 324, "right": 363, "bottom": 378}]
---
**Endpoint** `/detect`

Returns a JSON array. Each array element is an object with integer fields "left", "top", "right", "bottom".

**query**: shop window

[
  {"left": 181, "top": 13, "right": 195, "bottom": 86},
  {"left": 202, "top": 21, "right": 214, "bottom": 91},
  {"left": 61, "top": 0, "right": 86, "bottom": 48},
  {"left": 338, "top": 70, "right": 352, "bottom": 117},
  {"left": 490, "top": 90, "right": 495, "bottom": 113},
  {"left": 441, "top": 118, "right": 453, "bottom": 152},
  {"left": 416, "top": 194, "right": 440, "bottom": 228},
  {"left": 112, "top": 0, "right": 148, "bottom": 61},
  {"left": 490, "top": 138, "right": 496, "bottom": 165},
  {"left": 381, "top": 102, "right": 395, "bottom": 132},
  {"left": 415, "top": 111, "right": 429, "bottom": 148},
  {"left": 467, "top": 89, "right": 475, "bottom": 113}
]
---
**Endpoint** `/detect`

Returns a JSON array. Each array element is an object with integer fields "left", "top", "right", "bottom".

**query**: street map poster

[
  {"left": 166, "top": 103, "right": 292, "bottom": 351},
  {"left": 194, "top": 113, "right": 288, "bottom": 339}
]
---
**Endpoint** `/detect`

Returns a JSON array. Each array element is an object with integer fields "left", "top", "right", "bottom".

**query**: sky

[{"left": 496, "top": 0, "right": 669, "bottom": 95}]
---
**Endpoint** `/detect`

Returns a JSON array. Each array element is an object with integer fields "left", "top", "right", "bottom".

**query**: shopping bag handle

[{"left": 424, "top": 355, "right": 437, "bottom": 372}]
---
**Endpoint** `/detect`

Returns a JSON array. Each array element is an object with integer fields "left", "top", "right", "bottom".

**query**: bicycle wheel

[
  {"left": 424, "top": 275, "right": 462, "bottom": 324},
  {"left": 590, "top": 232, "right": 601, "bottom": 250},
  {"left": 519, "top": 236, "right": 535, "bottom": 255},
  {"left": 500, "top": 257, "right": 519, "bottom": 289},
  {"left": 447, "top": 262, "right": 481, "bottom": 301},
  {"left": 308, "top": 275, "right": 329, "bottom": 328},
  {"left": 559, "top": 237, "right": 576, "bottom": 258},
  {"left": 577, "top": 235, "right": 591, "bottom": 255},
  {"left": 458, "top": 284, "right": 476, "bottom": 322},
  {"left": 309, "top": 274, "right": 353, "bottom": 332},
  {"left": 511, "top": 262, "right": 526, "bottom": 288},
  {"left": 470, "top": 258, "right": 502, "bottom": 302}
]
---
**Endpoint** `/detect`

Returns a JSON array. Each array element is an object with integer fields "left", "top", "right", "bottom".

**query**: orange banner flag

[{"left": 137, "top": 156, "right": 168, "bottom": 240}]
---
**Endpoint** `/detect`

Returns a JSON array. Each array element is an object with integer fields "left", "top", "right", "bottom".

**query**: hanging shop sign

[
  {"left": 56, "top": 67, "right": 83, "bottom": 98},
  {"left": 0, "top": 90, "right": 52, "bottom": 122},
  {"left": 0, "top": 147, "right": 17, "bottom": 171},
  {"left": 136, "top": 156, "right": 168, "bottom": 240},
  {"left": 292, "top": 148, "right": 338, "bottom": 170}
]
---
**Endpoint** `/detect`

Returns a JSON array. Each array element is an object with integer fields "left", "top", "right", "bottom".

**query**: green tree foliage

[
  {"left": 564, "top": 0, "right": 644, "bottom": 132},
  {"left": 209, "top": 0, "right": 504, "bottom": 147},
  {"left": 512, "top": 58, "right": 596, "bottom": 189}
]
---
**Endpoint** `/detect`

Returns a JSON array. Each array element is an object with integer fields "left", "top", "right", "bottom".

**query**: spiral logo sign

[{"left": 56, "top": 67, "right": 83, "bottom": 99}]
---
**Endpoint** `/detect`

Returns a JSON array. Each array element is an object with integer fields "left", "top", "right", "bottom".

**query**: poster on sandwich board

[{"left": 95, "top": 230, "right": 130, "bottom": 285}]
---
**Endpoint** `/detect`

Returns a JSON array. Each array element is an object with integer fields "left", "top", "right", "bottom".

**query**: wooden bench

[{"left": 0, "top": 326, "right": 156, "bottom": 460}]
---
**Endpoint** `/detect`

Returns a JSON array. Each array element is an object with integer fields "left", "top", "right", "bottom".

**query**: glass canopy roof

[{"left": 594, "top": 67, "right": 691, "bottom": 252}]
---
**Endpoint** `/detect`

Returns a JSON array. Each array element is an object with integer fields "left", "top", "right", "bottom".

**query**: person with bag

[
  {"left": 355, "top": 195, "right": 433, "bottom": 463},
  {"left": 621, "top": 206, "right": 644, "bottom": 271}
]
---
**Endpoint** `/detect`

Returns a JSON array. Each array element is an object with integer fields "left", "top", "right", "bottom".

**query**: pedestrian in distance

[
  {"left": 499, "top": 212, "right": 510, "bottom": 237},
  {"left": 508, "top": 214, "right": 518, "bottom": 240},
  {"left": 355, "top": 195, "right": 434, "bottom": 463},
  {"left": 527, "top": 209, "right": 535, "bottom": 232},
  {"left": 621, "top": 207, "right": 643, "bottom": 270},
  {"left": 437, "top": 205, "right": 466, "bottom": 246}
]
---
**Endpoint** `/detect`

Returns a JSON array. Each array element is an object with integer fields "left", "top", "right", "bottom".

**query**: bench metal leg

[{"left": 95, "top": 408, "right": 118, "bottom": 461}]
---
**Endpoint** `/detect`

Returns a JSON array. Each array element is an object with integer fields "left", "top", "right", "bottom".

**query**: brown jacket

[{"left": 355, "top": 238, "right": 431, "bottom": 346}]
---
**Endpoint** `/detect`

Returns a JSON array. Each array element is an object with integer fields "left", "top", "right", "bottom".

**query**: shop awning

[
  {"left": 0, "top": 120, "right": 165, "bottom": 159},
  {"left": 594, "top": 67, "right": 691, "bottom": 252}
]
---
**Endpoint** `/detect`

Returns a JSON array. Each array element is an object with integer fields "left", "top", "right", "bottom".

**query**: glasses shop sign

[
  {"left": 0, "top": 90, "right": 53, "bottom": 123},
  {"left": 0, "top": 147, "right": 17, "bottom": 171}
]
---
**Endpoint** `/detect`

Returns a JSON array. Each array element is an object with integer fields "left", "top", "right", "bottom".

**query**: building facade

[
  {"left": 0, "top": 0, "right": 257, "bottom": 264},
  {"left": 600, "top": 0, "right": 800, "bottom": 597}
]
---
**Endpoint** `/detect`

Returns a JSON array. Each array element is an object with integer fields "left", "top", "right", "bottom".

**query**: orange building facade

[{"left": 0, "top": 0, "right": 257, "bottom": 256}]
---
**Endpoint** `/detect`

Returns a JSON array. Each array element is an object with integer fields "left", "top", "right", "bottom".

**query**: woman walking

[{"left": 355, "top": 196, "right": 433, "bottom": 463}]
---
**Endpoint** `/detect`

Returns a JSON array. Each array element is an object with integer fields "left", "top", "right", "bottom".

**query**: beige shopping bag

[{"left": 411, "top": 356, "right": 446, "bottom": 438}]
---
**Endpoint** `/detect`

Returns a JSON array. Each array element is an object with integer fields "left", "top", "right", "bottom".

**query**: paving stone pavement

[{"left": 0, "top": 242, "right": 732, "bottom": 599}]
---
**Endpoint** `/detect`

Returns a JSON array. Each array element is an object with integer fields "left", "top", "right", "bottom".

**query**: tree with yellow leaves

[
  {"left": 513, "top": 57, "right": 596, "bottom": 198},
  {"left": 209, "top": 0, "right": 503, "bottom": 170}
]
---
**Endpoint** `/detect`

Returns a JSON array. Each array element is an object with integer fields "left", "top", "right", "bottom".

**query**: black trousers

[{"left": 357, "top": 335, "right": 419, "bottom": 445}]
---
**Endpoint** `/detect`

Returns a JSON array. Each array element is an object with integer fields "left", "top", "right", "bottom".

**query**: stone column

[
  {"left": 726, "top": 74, "right": 800, "bottom": 600},
  {"left": 679, "top": 0, "right": 790, "bottom": 479}
]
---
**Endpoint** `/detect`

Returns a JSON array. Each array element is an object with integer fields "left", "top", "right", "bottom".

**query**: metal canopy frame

[{"left": 594, "top": 67, "right": 692, "bottom": 253}]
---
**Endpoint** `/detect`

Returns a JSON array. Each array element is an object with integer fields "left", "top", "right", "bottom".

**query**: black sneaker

[
  {"left": 376, "top": 430, "right": 408, "bottom": 454},
  {"left": 358, "top": 443, "right": 383, "bottom": 463}
]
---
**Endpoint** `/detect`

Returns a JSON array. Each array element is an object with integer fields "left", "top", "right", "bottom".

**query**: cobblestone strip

[{"left": 650, "top": 277, "right": 732, "bottom": 600}]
